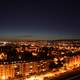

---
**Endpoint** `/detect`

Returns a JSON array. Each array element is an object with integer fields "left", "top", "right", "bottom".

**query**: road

[{"left": 65, "top": 74, "right": 80, "bottom": 80}]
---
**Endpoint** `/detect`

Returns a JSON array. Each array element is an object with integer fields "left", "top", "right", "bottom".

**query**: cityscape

[
  {"left": 0, "top": 40, "right": 80, "bottom": 80},
  {"left": 0, "top": 0, "right": 80, "bottom": 80}
]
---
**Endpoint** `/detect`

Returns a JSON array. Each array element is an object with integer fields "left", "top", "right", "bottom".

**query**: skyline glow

[{"left": 0, "top": 0, "right": 80, "bottom": 39}]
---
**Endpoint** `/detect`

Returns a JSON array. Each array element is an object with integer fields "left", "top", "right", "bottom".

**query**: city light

[{"left": 0, "top": 40, "right": 79, "bottom": 80}]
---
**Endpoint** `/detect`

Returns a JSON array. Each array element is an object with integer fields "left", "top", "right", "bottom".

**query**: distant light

[
  {"left": 2, "top": 75, "right": 7, "bottom": 80},
  {"left": 60, "top": 57, "right": 64, "bottom": 61},
  {"left": 31, "top": 44, "right": 34, "bottom": 46},
  {"left": 54, "top": 58, "right": 58, "bottom": 61},
  {"left": 72, "top": 51, "right": 75, "bottom": 53},
  {"left": 19, "top": 55, "right": 21, "bottom": 59},
  {"left": 32, "top": 52, "right": 37, "bottom": 56},
  {"left": 14, "top": 65, "right": 17, "bottom": 68},
  {"left": 61, "top": 52, "right": 64, "bottom": 54},
  {"left": 30, "top": 65, "right": 33, "bottom": 68},
  {"left": 16, "top": 72, "right": 20, "bottom": 75}
]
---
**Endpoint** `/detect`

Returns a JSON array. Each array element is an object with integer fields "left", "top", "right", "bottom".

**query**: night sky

[{"left": 0, "top": 0, "right": 80, "bottom": 40}]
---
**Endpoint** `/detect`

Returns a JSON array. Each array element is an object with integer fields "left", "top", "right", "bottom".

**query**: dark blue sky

[{"left": 0, "top": 0, "right": 80, "bottom": 40}]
